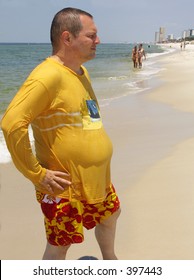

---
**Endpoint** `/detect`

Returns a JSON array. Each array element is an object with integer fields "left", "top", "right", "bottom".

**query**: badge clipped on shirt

[{"left": 82, "top": 100, "right": 102, "bottom": 130}]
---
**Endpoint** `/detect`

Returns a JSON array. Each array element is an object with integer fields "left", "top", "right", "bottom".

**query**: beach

[{"left": 1, "top": 43, "right": 194, "bottom": 259}]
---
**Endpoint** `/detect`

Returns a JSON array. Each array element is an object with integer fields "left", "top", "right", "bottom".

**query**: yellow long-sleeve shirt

[{"left": 1, "top": 58, "right": 113, "bottom": 203}]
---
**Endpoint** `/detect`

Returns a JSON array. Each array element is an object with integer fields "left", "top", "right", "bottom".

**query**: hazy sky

[{"left": 0, "top": 0, "right": 193, "bottom": 43}]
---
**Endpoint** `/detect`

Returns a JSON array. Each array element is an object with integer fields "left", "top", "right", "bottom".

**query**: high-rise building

[
  {"left": 154, "top": 27, "right": 166, "bottom": 43},
  {"left": 167, "top": 34, "right": 174, "bottom": 41},
  {"left": 159, "top": 27, "right": 166, "bottom": 42},
  {"left": 182, "top": 30, "right": 187, "bottom": 39},
  {"left": 182, "top": 29, "right": 194, "bottom": 39},
  {"left": 190, "top": 29, "right": 194, "bottom": 36}
]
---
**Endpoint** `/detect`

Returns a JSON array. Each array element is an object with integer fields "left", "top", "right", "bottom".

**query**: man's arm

[
  {"left": 1, "top": 79, "right": 71, "bottom": 194},
  {"left": 1, "top": 81, "right": 49, "bottom": 184}
]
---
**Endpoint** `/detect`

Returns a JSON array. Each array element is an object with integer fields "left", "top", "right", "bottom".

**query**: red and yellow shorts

[{"left": 36, "top": 186, "right": 120, "bottom": 246}]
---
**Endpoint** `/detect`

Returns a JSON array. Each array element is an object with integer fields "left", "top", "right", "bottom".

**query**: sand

[{"left": 1, "top": 43, "right": 194, "bottom": 260}]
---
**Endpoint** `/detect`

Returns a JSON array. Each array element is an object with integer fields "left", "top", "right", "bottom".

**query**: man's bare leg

[
  {"left": 95, "top": 208, "right": 121, "bottom": 260},
  {"left": 42, "top": 241, "right": 71, "bottom": 260}
]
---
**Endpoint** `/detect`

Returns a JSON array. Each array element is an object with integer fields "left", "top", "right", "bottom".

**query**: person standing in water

[
  {"left": 132, "top": 45, "right": 138, "bottom": 68},
  {"left": 138, "top": 43, "right": 146, "bottom": 68}
]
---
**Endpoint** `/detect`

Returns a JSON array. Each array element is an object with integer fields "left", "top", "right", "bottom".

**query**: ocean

[{"left": 0, "top": 43, "right": 173, "bottom": 163}]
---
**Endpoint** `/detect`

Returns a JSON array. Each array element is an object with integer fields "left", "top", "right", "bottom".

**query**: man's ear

[{"left": 61, "top": 31, "right": 72, "bottom": 45}]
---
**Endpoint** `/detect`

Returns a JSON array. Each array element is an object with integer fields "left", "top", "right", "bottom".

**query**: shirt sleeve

[{"left": 1, "top": 79, "right": 51, "bottom": 186}]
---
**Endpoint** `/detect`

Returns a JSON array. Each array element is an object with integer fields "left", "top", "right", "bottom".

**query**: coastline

[
  {"left": 116, "top": 43, "right": 194, "bottom": 259},
  {"left": 1, "top": 43, "right": 194, "bottom": 259}
]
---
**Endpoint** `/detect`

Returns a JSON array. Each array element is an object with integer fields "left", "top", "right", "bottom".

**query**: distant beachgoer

[
  {"left": 1, "top": 7, "right": 121, "bottom": 260},
  {"left": 137, "top": 43, "right": 146, "bottom": 68},
  {"left": 131, "top": 45, "right": 138, "bottom": 68},
  {"left": 180, "top": 42, "right": 183, "bottom": 50}
]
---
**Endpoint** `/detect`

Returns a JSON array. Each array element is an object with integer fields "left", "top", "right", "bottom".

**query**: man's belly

[
  {"left": 35, "top": 127, "right": 113, "bottom": 170},
  {"left": 54, "top": 128, "right": 113, "bottom": 167}
]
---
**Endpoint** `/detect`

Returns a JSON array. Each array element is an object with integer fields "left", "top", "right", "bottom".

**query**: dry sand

[{"left": 1, "top": 43, "right": 194, "bottom": 260}]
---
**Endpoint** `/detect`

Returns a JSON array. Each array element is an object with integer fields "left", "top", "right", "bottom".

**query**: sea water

[{"left": 0, "top": 43, "right": 173, "bottom": 163}]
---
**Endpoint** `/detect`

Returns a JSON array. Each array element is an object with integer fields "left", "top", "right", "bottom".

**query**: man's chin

[{"left": 87, "top": 53, "right": 96, "bottom": 61}]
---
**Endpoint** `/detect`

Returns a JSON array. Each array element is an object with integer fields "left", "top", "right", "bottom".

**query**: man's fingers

[
  {"left": 45, "top": 181, "right": 65, "bottom": 194},
  {"left": 53, "top": 175, "right": 71, "bottom": 186},
  {"left": 41, "top": 169, "right": 72, "bottom": 194},
  {"left": 49, "top": 170, "right": 71, "bottom": 185},
  {"left": 53, "top": 170, "right": 70, "bottom": 177}
]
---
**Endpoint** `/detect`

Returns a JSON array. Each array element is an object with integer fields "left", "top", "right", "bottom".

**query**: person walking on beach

[
  {"left": 131, "top": 45, "right": 138, "bottom": 68},
  {"left": 180, "top": 41, "right": 183, "bottom": 50},
  {"left": 137, "top": 43, "right": 146, "bottom": 68},
  {"left": 1, "top": 7, "right": 120, "bottom": 260}
]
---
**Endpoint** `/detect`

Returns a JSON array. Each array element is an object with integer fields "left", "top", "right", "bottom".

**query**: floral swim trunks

[{"left": 36, "top": 185, "right": 120, "bottom": 246}]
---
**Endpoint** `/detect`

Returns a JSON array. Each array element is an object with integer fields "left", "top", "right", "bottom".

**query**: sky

[{"left": 0, "top": 0, "right": 194, "bottom": 43}]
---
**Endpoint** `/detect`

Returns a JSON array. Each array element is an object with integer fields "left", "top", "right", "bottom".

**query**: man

[
  {"left": 1, "top": 7, "right": 120, "bottom": 260},
  {"left": 137, "top": 43, "right": 146, "bottom": 68}
]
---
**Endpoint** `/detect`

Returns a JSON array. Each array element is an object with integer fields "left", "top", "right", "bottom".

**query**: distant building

[
  {"left": 155, "top": 27, "right": 166, "bottom": 43},
  {"left": 190, "top": 29, "right": 194, "bottom": 36},
  {"left": 167, "top": 34, "right": 174, "bottom": 41},
  {"left": 186, "top": 30, "right": 191, "bottom": 38},
  {"left": 182, "top": 29, "right": 194, "bottom": 40},
  {"left": 159, "top": 27, "right": 166, "bottom": 42},
  {"left": 182, "top": 30, "right": 187, "bottom": 39},
  {"left": 155, "top": 27, "right": 194, "bottom": 43}
]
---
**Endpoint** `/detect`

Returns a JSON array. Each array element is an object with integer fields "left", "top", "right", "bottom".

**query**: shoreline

[
  {"left": 147, "top": 43, "right": 194, "bottom": 114},
  {"left": 115, "top": 43, "right": 194, "bottom": 259},
  {"left": 1, "top": 44, "right": 194, "bottom": 259}
]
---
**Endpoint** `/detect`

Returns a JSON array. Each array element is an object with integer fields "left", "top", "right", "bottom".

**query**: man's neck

[{"left": 51, "top": 52, "right": 83, "bottom": 75}]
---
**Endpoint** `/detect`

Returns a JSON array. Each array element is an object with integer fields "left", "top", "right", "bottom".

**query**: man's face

[{"left": 71, "top": 15, "right": 100, "bottom": 63}]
